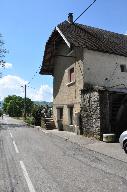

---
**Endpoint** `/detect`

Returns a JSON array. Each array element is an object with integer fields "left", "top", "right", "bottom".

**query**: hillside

[
  {"left": 33, "top": 101, "right": 53, "bottom": 107},
  {"left": 0, "top": 100, "right": 52, "bottom": 108}
]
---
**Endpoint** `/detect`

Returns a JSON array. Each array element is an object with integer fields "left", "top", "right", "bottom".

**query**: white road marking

[
  {"left": 13, "top": 141, "right": 19, "bottom": 153},
  {"left": 8, "top": 128, "right": 12, "bottom": 137},
  {"left": 9, "top": 130, "right": 13, "bottom": 138},
  {"left": 20, "top": 161, "right": 36, "bottom": 192}
]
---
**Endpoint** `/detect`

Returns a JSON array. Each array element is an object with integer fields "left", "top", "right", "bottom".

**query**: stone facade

[
  {"left": 53, "top": 43, "right": 83, "bottom": 132},
  {"left": 51, "top": 42, "right": 127, "bottom": 139},
  {"left": 53, "top": 44, "right": 127, "bottom": 137},
  {"left": 80, "top": 88, "right": 101, "bottom": 139},
  {"left": 80, "top": 88, "right": 111, "bottom": 140},
  {"left": 40, "top": 19, "right": 127, "bottom": 139}
]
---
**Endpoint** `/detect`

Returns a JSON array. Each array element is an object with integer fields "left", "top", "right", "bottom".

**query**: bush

[
  {"left": 0, "top": 109, "right": 3, "bottom": 117},
  {"left": 41, "top": 118, "right": 46, "bottom": 129},
  {"left": 25, "top": 116, "right": 35, "bottom": 126}
]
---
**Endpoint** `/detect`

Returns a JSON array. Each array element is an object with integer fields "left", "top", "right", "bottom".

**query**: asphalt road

[{"left": 0, "top": 116, "right": 127, "bottom": 192}]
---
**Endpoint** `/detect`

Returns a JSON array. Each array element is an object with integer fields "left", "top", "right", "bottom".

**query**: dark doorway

[{"left": 109, "top": 92, "right": 127, "bottom": 138}]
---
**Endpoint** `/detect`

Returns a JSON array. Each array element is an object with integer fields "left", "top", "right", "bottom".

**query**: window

[
  {"left": 120, "top": 64, "right": 127, "bottom": 72},
  {"left": 57, "top": 108, "right": 63, "bottom": 120},
  {"left": 68, "top": 67, "right": 75, "bottom": 83},
  {"left": 68, "top": 106, "right": 73, "bottom": 125}
]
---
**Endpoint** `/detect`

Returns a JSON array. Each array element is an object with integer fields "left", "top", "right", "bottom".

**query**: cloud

[
  {"left": 0, "top": 75, "right": 27, "bottom": 100},
  {"left": 0, "top": 75, "right": 53, "bottom": 102},
  {"left": 4, "top": 62, "right": 13, "bottom": 69},
  {"left": 0, "top": 62, "right": 12, "bottom": 69},
  {"left": 30, "top": 85, "right": 53, "bottom": 102}
]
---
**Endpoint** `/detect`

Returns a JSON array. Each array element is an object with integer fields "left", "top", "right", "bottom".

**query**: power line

[
  {"left": 53, "top": 0, "right": 97, "bottom": 44},
  {"left": 74, "top": 0, "right": 97, "bottom": 23},
  {"left": 1, "top": 1, "right": 98, "bottom": 100},
  {"left": 27, "top": 66, "right": 41, "bottom": 85},
  {"left": 28, "top": 1, "right": 97, "bottom": 84}
]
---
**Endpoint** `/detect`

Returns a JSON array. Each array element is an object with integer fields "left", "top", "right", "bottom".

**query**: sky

[{"left": 0, "top": 0, "right": 127, "bottom": 102}]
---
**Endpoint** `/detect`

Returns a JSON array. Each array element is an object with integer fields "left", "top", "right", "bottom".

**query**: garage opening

[{"left": 109, "top": 92, "right": 127, "bottom": 138}]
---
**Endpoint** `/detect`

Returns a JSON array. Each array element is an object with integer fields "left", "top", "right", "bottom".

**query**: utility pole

[
  {"left": 24, "top": 84, "right": 26, "bottom": 119},
  {"left": 21, "top": 84, "right": 27, "bottom": 119}
]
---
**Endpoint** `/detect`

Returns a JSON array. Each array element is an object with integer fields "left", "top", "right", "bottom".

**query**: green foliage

[
  {"left": 31, "top": 104, "right": 42, "bottom": 126},
  {"left": 3, "top": 95, "right": 33, "bottom": 117},
  {"left": 41, "top": 118, "right": 46, "bottom": 129},
  {"left": 25, "top": 98, "right": 34, "bottom": 115},
  {"left": 0, "top": 109, "right": 3, "bottom": 117},
  {"left": 31, "top": 104, "right": 53, "bottom": 126},
  {"left": 25, "top": 116, "right": 35, "bottom": 126}
]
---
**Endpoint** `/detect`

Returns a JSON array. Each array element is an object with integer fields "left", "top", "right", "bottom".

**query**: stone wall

[
  {"left": 53, "top": 44, "right": 84, "bottom": 131},
  {"left": 80, "top": 88, "right": 110, "bottom": 139}
]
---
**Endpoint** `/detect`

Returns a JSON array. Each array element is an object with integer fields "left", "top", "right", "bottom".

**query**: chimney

[{"left": 68, "top": 13, "right": 73, "bottom": 23}]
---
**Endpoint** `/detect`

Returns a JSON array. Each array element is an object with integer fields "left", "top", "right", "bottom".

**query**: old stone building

[{"left": 40, "top": 13, "right": 127, "bottom": 139}]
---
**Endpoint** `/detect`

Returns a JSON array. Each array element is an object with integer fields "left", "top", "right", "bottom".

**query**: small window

[
  {"left": 57, "top": 108, "right": 63, "bottom": 120},
  {"left": 120, "top": 64, "right": 127, "bottom": 72},
  {"left": 68, "top": 106, "right": 73, "bottom": 125},
  {"left": 68, "top": 67, "right": 75, "bottom": 82}
]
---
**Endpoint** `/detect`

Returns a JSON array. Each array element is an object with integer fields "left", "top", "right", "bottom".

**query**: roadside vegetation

[
  {"left": 24, "top": 104, "right": 52, "bottom": 127},
  {"left": 3, "top": 95, "right": 33, "bottom": 117},
  {"left": 2, "top": 95, "right": 53, "bottom": 127},
  {"left": 0, "top": 109, "right": 3, "bottom": 117}
]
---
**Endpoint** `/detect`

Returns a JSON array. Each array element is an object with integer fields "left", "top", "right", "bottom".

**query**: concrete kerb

[
  {"left": 39, "top": 126, "right": 100, "bottom": 146},
  {"left": 37, "top": 126, "right": 127, "bottom": 162},
  {"left": 39, "top": 126, "right": 70, "bottom": 141},
  {"left": 3, "top": 116, "right": 127, "bottom": 162},
  {"left": 2, "top": 117, "right": 127, "bottom": 163}
]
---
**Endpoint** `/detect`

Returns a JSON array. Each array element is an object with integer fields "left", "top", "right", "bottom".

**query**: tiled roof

[
  {"left": 58, "top": 21, "right": 127, "bottom": 57},
  {"left": 40, "top": 21, "right": 127, "bottom": 75}
]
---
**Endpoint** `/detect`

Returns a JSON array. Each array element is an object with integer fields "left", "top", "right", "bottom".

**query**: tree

[
  {"left": 3, "top": 95, "right": 33, "bottom": 117},
  {"left": 0, "top": 108, "right": 3, "bottom": 117},
  {"left": 0, "top": 33, "right": 7, "bottom": 69},
  {"left": 24, "top": 98, "right": 34, "bottom": 116},
  {"left": 31, "top": 104, "right": 53, "bottom": 126}
]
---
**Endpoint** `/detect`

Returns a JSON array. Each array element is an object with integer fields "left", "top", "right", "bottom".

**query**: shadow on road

[
  {"left": 0, "top": 125, "right": 8, "bottom": 131},
  {"left": 0, "top": 123, "right": 32, "bottom": 129}
]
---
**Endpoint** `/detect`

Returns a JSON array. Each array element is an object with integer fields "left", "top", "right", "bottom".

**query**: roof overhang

[
  {"left": 56, "top": 26, "right": 71, "bottom": 48},
  {"left": 40, "top": 26, "right": 71, "bottom": 75},
  {"left": 108, "top": 88, "right": 127, "bottom": 93}
]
